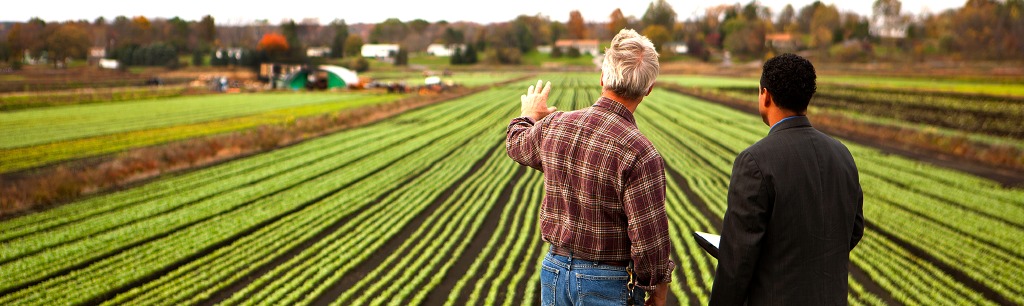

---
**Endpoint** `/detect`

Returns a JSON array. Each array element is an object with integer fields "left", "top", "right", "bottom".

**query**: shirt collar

[
  {"left": 594, "top": 97, "right": 636, "bottom": 126},
  {"left": 769, "top": 115, "right": 810, "bottom": 133}
]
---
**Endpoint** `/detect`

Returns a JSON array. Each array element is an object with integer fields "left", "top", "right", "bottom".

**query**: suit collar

[
  {"left": 594, "top": 97, "right": 636, "bottom": 126},
  {"left": 769, "top": 115, "right": 811, "bottom": 134}
]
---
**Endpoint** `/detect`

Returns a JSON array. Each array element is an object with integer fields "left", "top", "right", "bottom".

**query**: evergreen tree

[
  {"left": 192, "top": 50, "right": 204, "bottom": 66},
  {"left": 394, "top": 47, "right": 408, "bottom": 66},
  {"left": 281, "top": 20, "right": 305, "bottom": 61},
  {"left": 330, "top": 19, "right": 348, "bottom": 59},
  {"left": 450, "top": 47, "right": 464, "bottom": 65},
  {"left": 464, "top": 44, "right": 478, "bottom": 64}
]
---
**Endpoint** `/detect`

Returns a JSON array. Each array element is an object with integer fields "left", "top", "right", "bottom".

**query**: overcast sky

[{"left": 3, "top": 0, "right": 966, "bottom": 24}]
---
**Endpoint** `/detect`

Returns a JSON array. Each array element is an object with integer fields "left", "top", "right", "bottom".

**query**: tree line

[{"left": 0, "top": 0, "right": 1021, "bottom": 70}]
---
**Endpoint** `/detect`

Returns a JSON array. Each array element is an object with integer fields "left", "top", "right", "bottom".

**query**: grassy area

[
  {"left": 409, "top": 54, "right": 452, "bottom": 67},
  {"left": 0, "top": 75, "right": 27, "bottom": 81},
  {"left": 658, "top": 74, "right": 758, "bottom": 88},
  {"left": 364, "top": 71, "right": 528, "bottom": 87},
  {"left": 521, "top": 51, "right": 597, "bottom": 67}
]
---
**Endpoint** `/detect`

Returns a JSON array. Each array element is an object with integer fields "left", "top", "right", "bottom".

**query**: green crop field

[
  {"left": 0, "top": 92, "right": 403, "bottom": 173},
  {"left": 661, "top": 74, "right": 1024, "bottom": 152},
  {"left": 660, "top": 74, "right": 1024, "bottom": 97},
  {"left": 0, "top": 74, "right": 1021, "bottom": 305}
]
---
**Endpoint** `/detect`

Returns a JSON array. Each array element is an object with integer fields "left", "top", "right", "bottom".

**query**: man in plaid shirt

[{"left": 506, "top": 29, "right": 674, "bottom": 306}]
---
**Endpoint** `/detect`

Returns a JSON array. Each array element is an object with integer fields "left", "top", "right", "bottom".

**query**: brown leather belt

[{"left": 550, "top": 245, "right": 630, "bottom": 267}]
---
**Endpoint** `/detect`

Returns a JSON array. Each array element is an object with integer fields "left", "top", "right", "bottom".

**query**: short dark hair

[{"left": 760, "top": 53, "right": 816, "bottom": 112}]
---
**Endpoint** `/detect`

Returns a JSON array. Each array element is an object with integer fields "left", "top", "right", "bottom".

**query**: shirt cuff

[{"left": 635, "top": 261, "right": 675, "bottom": 292}]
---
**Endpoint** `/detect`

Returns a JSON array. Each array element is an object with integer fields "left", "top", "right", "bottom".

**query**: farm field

[
  {"left": 660, "top": 74, "right": 1024, "bottom": 156},
  {"left": 659, "top": 74, "right": 1024, "bottom": 96},
  {"left": 0, "top": 92, "right": 403, "bottom": 173},
  {"left": 0, "top": 74, "right": 1022, "bottom": 305},
  {"left": 0, "top": 72, "right": 527, "bottom": 174},
  {"left": 365, "top": 71, "right": 529, "bottom": 87}
]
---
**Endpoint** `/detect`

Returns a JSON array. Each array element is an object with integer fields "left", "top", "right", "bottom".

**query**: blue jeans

[{"left": 540, "top": 250, "right": 645, "bottom": 306}]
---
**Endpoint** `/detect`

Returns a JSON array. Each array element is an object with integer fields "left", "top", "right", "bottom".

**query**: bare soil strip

[
  {"left": 848, "top": 263, "right": 901, "bottom": 305},
  {"left": 667, "top": 251, "right": 694, "bottom": 306},
  {"left": 666, "top": 167, "right": 724, "bottom": 232},
  {"left": 485, "top": 176, "right": 536, "bottom": 306}
]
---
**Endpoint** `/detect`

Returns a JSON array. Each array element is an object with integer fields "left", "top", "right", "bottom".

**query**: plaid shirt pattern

[{"left": 506, "top": 97, "right": 674, "bottom": 291}]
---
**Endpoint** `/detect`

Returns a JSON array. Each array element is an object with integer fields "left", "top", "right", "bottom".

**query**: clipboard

[{"left": 692, "top": 231, "right": 720, "bottom": 259}]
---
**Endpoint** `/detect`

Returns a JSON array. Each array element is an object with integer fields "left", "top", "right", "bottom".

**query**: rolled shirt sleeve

[
  {"left": 505, "top": 116, "right": 544, "bottom": 170},
  {"left": 623, "top": 151, "right": 675, "bottom": 292}
]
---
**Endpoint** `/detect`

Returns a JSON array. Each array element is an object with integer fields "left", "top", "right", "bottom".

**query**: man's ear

[
  {"left": 646, "top": 84, "right": 654, "bottom": 96},
  {"left": 600, "top": 72, "right": 604, "bottom": 87},
  {"left": 762, "top": 88, "right": 774, "bottom": 108}
]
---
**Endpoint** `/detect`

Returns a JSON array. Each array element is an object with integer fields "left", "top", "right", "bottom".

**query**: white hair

[{"left": 601, "top": 28, "right": 660, "bottom": 101}]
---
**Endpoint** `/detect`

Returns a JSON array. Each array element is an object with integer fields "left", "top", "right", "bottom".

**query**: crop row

[
  {"left": 712, "top": 85, "right": 1023, "bottom": 138},
  {"left": 0, "top": 85, "right": 190, "bottom": 111},
  {"left": 0, "top": 87, "right": 511, "bottom": 304}
]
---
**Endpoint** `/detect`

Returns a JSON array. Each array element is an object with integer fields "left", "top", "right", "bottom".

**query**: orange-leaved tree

[{"left": 257, "top": 33, "right": 289, "bottom": 59}]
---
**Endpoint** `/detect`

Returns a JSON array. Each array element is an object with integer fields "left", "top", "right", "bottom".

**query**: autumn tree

[
  {"left": 721, "top": 2, "right": 770, "bottom": 58},
  {"left": 608, "top": 9, "right": 630, "bottom": 37},
  {"left": 44, "top": 23, "right": 92, "bottom": 68},
  {"left": 776, "top": 4, "right": 796, "bottom": 32},
  {"left": 370, "top": 18, "right": 408, "bottom": 43},
  {"left": 257, "top": 32, "right": 289, "bottom": 59},
  {"left": 6, "top": 21, "right": 45, "bottom": 62},
  {"left": 797, "top": 1, "right": 825, "bottom": 33},
  {"left": 198, "top": 15, "right": 217, "bottom": 47},
  {"left": 642, "top": 0, "right": 677, "bottom": 31},
  {"left": 344, "top": 34, "right": 363, "bottom": 57},
  {"left": 128, "top": 16, "right": 153, "bottom": 46},
  {"left": 809, "top": 3, "right": 841, "bottom": 49},
  {"left": 641, "top": 25, "right": 671, "bottom": 52},
  {"left": 568, "top": 10, "right": 587, "bottom": 39}
]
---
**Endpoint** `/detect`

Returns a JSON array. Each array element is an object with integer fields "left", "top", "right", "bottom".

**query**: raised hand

[{"left": 520, "top": 80, "right": 557, "bottom": 121}]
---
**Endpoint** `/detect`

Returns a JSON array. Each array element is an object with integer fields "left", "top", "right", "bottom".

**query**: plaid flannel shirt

[{"left": 505, "top": 97, "right": 675, "bottom": 291}]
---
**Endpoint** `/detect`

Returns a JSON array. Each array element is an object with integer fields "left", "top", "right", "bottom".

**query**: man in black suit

[{"left": 709, "top": 53, "right": 864, "bottom": 305}]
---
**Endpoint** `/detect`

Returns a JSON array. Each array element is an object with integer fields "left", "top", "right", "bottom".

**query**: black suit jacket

[{"left": 710, "top": 116, "right": 864, "bottom": 306}]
